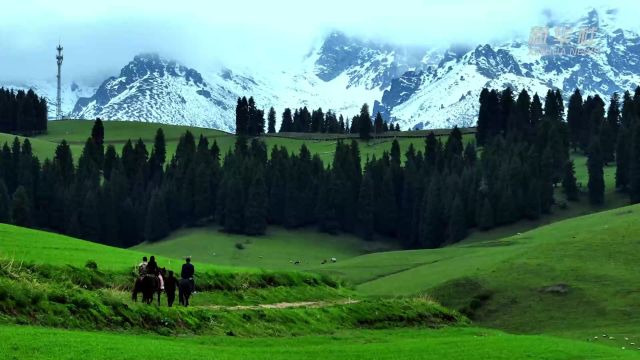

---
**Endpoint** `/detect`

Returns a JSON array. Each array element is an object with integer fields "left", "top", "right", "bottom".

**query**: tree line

[
  {"left": 1, "top": 85, "right": 639, "bottom": 249},
  {"left": 235, "top": 96, "right": 400, "bottom": 137},
  {"left": 0, "top": 88, "right": 48, "bottom": 135},
  {"left": 477, "top": 85, "right": 640, "bottom": 206}
]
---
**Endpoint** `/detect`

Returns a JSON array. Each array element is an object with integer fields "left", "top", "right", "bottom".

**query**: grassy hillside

[
  {"left": 317, "top": 204, "right": 640, "bottom": 337},
  {"left": 134, "top": 226, "right": 394, "bottom": 271},
  {"left": 0, "top": 120, "right": 466, "bottom": 165},
  {"left": 0, "top": 223, "right": 241, "bottom": 273},
  {"left": 3, "top": 325, "right": 638, "bottom": 360}
]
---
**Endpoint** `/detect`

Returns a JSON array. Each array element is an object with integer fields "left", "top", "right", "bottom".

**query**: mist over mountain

[{"left": 3, "top": 7, "right": 639, "bottom": 131}]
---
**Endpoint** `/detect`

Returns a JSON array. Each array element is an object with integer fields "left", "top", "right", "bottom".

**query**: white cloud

[{"left": 0, "top": 0, "right": 637, "bottom": 83}]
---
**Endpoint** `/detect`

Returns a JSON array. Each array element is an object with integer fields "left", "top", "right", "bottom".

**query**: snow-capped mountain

[
  {"left": 3, "top": 7, "right": 638, "bottom": 131},
  {"left": 385, "top": 8, "right": 640, "bottom": 129},
  {"left": 70, "top": 32, "right": 430, "bottom": 130}
]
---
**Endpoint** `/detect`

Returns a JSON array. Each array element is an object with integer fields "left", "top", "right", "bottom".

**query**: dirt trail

[{"left": 197, "top": 298, "right": 359, "bottom": 311}]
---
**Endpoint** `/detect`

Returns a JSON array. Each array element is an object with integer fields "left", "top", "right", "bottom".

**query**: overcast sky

[{"left": 0, "top": 0, "right": 638, "bottom": 83}]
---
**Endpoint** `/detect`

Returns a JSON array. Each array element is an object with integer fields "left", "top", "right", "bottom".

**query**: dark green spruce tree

[
  {"left": 587, "top": 138, "right": 605, "bottom": 205},
  {"left": 244, "top": 167, "right": 268, "bottom": 235},
  {"left": 144, "top": 190, "right": 170, "bottom": 242},
  {"left": 267, "top": 107, "right": 276, "bottom": 134},
  {"left": 358, "top": 104, "right": 372, "bottom": 140},
  {"left": 562, "top": 160, "right": 579, "bottom": 201},
  {"left": 629, "top": 123, "right": 640, "bottom": 204},
  {"left": 11, "top": 185, "right": 32, "bottom": 226},
  {"left": 357, "top": 172, "right": 375, "bottom": 240}
]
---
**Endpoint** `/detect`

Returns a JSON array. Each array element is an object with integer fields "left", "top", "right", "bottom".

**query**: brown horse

[{"left": 132, "top": 275, "right": 161, "bottom": 305}]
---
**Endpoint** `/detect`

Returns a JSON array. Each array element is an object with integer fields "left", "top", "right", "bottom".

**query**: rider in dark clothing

[
  {"left": 181, "top": 257, "right": 195, "bottom": 291},
  {"left": 146, "top": 256, "right": 159, "bottom": 276}
]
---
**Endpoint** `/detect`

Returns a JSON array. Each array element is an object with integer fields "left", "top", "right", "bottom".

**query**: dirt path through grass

[{"left": 196, "top": 298, "right": 359, "bottom": 310}]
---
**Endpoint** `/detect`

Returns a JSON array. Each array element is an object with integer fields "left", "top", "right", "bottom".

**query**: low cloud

[{"left": 0, "top": 0, "right": 637, "bottom": 83}]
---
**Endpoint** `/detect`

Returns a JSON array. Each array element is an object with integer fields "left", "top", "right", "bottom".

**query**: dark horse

[
  {"left": 178, "top": 278, "right": 193, "bottom": 307},
  {"left": 132, "top": 275, "right": 161, "bottom": 305}
]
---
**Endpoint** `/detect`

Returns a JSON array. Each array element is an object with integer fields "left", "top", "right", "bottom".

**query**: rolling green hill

[
  {"left": 134, "top": 226, "right": 394, "bottom": 271},
  {"left": 316, "top": 204, "right": 640, "bottom": 338}
]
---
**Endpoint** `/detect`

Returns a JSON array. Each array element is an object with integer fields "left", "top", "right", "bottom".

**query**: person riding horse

[
  {"left": 133, "top": 256, "right": 163, "bottom": 305},
  {"left": 179, "top": 257, "right": 195, "bottom": 306}
]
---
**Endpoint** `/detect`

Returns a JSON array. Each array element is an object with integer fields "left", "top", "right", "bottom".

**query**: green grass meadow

[{"left": 2, "top": 325, "right": 639, "bottom": 360}]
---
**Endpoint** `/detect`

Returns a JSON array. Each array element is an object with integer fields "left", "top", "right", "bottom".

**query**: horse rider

[
  {"left": 181, "top": 256, "right": 195, "bottom": 292},
  {"left": 138, "top": 256, "right": 148, "bottom": 277}
]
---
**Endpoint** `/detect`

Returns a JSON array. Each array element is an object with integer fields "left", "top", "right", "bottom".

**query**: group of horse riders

[{"left": 134, "top": 255, "right": 195, "bottom": 307}]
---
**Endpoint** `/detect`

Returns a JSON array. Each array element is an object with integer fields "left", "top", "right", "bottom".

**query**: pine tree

[
  {"left": 267, "top": 107, "right": 276, "bottom": 134},
  {"left": 375, "top": 170, "right": 398, "bottom": 237},
  {"left": 0, "top": 180, "right": 10, "bottom": 223},
  {"left": 53, "top": 140, "right": 74, "bottom": 188},
  {"left": 567, "top": 89, "right": 584, "bottom": 151},
  {"left": 357, "top": 173, "right": 374, "bottom": 240},
  {"left": 279, "top": 108, "right": 293, "bottom": 132},
  {"left": 616, "top": 125, "right": 631, "bottom": 190},
  {"left": 11, "top": 185, "right": 32, "bottom": 226},
  {"left": 103, "top": 145, "right": 117, "bottom": 180},
  {"left": 448, "top": 195, "right": 467, "bottom": 243},
  {"left": 223, "top": 170, "right": 245, "bottom": 233},
  {"left": 79, "top": 191, "right": 101, "bottom": 241},
  {"left": 419, "top": 177, "right": 444, "bottom": 248},
  {"left": 235, "top": 97, "right": 249, "bottom": 135},
  {"left": 512, "top": 89, "right": 531, "bottom": 135},
  {"left": 587, "top": 138, "right": 605, "bottom": 205},
  {"left": 629, "top": 123, "right": 640, "bottom": 203},
  {"left": 476, "top": 88, "right": 490, "bottom": 145},
  {"left": 530, "top": 93, "right": 543, "bottom": 129},
  {"left": 91, "top": 118, "right": 105, "bottom": 146},
  {"left": 193, "top": 164, "right": 213, "bottom": 221},
  {"left": 373, "top": 112, "right": 384, "bottom": 135},
  {"left": 562, "top": 160, "right": 579, "bottom": 201},
  {"left": 358, "top": 104, "right": 372, "bottom": 140},
  {"left": 477, "top": 197, "right": 494, "bottom": 230},
  {"left": 607, "top": 92, "right": 621, "bottom": 139},
  {"left": 244, "top": 168, "right": 267, "bottom": 235},
  {"left": 144, "top": 190, "right": 170, "bottom": 242},
  {"left": 153, "top": 128, "right": 166, "bottom": 166}
]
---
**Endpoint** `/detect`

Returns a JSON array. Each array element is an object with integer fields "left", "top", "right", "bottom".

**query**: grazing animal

[
  {"left": 331, "top": 257, "right": 337, "bottom": 263},
  {"left": 294, "top": 260, "right": 301, "bottom": 265},
  {"left": 178, "top": 278, "right": 193, "bottom": 306}
]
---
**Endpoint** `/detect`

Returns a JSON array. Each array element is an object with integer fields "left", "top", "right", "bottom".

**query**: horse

[
  {"left": 178, "top": 278, "right": 193, "bottom": 307},
  {"left": 132, "top": 275, "right": 161, "bottom": 305}
]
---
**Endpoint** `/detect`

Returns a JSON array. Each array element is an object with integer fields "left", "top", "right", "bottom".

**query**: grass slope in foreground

[
  {"left": 320, "top": 204, "right": 640, "bottom": 338},
  {"left": 2, "top": 325, "right": 638, "bottom": 360}
]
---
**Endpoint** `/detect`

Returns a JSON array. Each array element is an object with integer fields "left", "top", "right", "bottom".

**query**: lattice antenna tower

[{"left": 56, "top": 43, "right": 63, "bottom": 119}]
